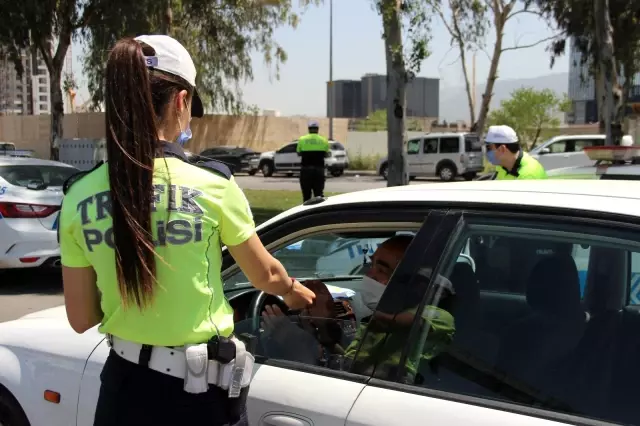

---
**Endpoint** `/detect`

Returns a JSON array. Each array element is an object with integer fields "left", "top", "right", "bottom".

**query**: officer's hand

[{"left": 283, "top": 279, "right": 316, "bottom": 310}]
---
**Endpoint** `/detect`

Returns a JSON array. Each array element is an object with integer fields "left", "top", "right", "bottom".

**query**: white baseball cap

[
  {"left": 134, "top": 35, "right": 204, "bottom": 118},
  {"left": 308, "top": 120, "right": 320, "bottom": 128},
  {"left": 485, "top": 125, "right": 518, "bottom": 144}
]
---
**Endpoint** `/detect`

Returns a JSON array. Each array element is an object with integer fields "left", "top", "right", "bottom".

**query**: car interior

[{"left": 419, "top": 225, "right": 640, "bottom": 425}]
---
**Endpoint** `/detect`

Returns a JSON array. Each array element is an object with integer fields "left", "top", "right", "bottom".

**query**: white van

[{"left": 376, "top": 132, "right": 484, "bottom": 182}]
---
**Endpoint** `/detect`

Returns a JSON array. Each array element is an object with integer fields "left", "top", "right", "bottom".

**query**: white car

[
  {"left": 0, "top": 157, "right": 78, "bottom": 269},
  {"left": 376, "top": 132, "right": 484, "bottom": 182},
  {"left": 529, "top": 134, "right": 610, "bottom": 170},
  {"left": 3, "top": 180, "right": 640, "bottom": 426},
  {"left": 258, "top": 140, "right": 349, "bottom": 177}
]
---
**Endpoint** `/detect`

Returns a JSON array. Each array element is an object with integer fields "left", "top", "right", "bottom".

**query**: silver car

[{"left": 0, "top": 157, "right": 78, "bottom": 269}]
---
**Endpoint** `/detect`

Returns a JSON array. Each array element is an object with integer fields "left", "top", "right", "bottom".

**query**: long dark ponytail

[{"left": 104, "top": 39, "right": 159, "bottom": 309}]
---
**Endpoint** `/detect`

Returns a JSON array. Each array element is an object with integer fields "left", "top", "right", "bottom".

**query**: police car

[
  {"left": 0, "top": 157, "right": 78, "bottom": 269},
  {"left": 3, "top": 180, "right": 640, "bottom": 426}
]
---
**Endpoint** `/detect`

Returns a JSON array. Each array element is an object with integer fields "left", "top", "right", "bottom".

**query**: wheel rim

[
  {"left": 262, "top": 164, "right": 270, "bottom": 175},
  {"left": 441, "top": 168, "right": 453, "bottom": 180},
  {"left": 383, "top": 167, "right": 388, "bottom": 179}
]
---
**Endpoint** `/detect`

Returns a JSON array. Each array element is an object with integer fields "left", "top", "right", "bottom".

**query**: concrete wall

[{"left": 0, "top": 113, "right": 350, "bottom": 158}]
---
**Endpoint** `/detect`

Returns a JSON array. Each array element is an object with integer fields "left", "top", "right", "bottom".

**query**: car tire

[
  {"left": 437, "top": 163, "right": 457, "bottom": 182},
  {"left": 330, "top": 169, "right": 344, "bottom": 177},
  {"left": 380, "top": 163, "right": 388, "bottom": 180},
  {"left": 260, "top": 161, "right": 274, "bottom": 177},
  {"left": 0, "top": 390, "right": 30, "bottom": 426},
  {"left": 463, "top": 172, "right": 476, "bottom": 181}
]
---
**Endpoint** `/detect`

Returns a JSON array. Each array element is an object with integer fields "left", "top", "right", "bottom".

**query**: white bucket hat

[{"left": 134, "top": 35, "right": 204, "bottom": 118}]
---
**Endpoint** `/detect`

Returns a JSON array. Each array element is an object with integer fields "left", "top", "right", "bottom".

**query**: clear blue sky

[{"left": 70, "top": 0, "right": 568, "bottom": 115}]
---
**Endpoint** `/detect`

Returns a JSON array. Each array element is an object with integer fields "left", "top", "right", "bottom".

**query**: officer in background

[
  {"left": 297, "top": 120, "right": 330, "bottom": 202},
  {"left": 485, "top": 125, "right": 547, "bottom": 180}
]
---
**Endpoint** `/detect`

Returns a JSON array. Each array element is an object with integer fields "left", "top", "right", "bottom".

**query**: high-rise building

[
  {"left": 326, "top": 74, "right": 439, "bottom": 119},
  {"left": 0, "top": 50, "right": 50, "bottom": 116},
  {"left": 327, "top": 80, "right": 362, "bottom": 118}
]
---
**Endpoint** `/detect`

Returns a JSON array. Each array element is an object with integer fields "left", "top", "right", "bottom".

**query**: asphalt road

[
  {"left": 0, "top": 268, "right": 63, "bottom": 323},
  {"left": 0, "top": 173, "right": 443, "bottom": 323}
]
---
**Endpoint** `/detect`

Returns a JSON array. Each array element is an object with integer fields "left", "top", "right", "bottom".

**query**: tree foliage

[
  {"left": 83, "top": 0, "right": 314, "bottom": 114},
  {"left": 537, "top": 0, "right": 640, "bottom": 129},
  {"left": 487, "top": 87, "right": 571, "bottom": 149}
]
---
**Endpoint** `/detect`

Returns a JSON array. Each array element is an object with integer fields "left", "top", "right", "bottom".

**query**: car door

[
  {"left": 406, "top": 138, "right": 423, "bottom": 176},
  {"left": 348, "top": 208, "right": 640, "bottom": 426},
  {"left": 536, "top": 138, "right": 573, "bottom": 170},
  {"left": 221, "top": 207, "right": 454, "bottom": 426},
  {"left": 421, "top": 137, "right": 439, "bottom": 175},
  {"left": 274, "top": 142, "right": 299, "bottom": 171}
]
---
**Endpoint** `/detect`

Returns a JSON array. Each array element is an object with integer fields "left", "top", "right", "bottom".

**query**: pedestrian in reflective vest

[{"left": 485, "top": 125, "right": 547, "bottom": 180}]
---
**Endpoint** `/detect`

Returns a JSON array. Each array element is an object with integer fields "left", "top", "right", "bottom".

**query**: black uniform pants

[
  {"left": 94, "top": 350, "right": 249, "bottom": 426},
  {"left": 300, "top": 166, "right": 325, "bottom": 202}
]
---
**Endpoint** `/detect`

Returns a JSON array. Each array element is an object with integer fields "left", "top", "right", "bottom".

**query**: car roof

[
  {"left": 0, "top": 157, "right": 77, "bottom": 168},
  {"left": 258, "top": 180, "right": 640, "bottom": 230},
  {"left": 548, "top": 163, "right": 640, "bottom": 177},
  {"left": 415, "top": 132, "right": 475, "bottom": 138},
  {"left": 546, "top": 134, "right": 606, "bottom": 141}
]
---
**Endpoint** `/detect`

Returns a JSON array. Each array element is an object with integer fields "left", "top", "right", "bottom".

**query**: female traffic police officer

[
  {"left": 59, "top": 35, "right": 315, "bottom": 426},
  {"left": 485, "top": 125, "right": 547, "bottom": 179}
]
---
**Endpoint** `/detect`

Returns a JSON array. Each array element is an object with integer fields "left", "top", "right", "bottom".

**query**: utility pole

[
  {"left": 328, "top": 0, "right": 334, "bottom": 140},
  {"left": 594, "top": 0, "right": 615, "bottom": 145}
]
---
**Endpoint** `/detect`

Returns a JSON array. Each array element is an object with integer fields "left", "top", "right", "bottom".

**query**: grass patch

[{"left": 244, "top": 189, "right": 341, "bottom": 225}]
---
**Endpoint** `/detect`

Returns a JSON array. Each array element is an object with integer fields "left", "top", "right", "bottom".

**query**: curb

[{"left": 343, "top": 169, "right": 377, "bottom": 176}]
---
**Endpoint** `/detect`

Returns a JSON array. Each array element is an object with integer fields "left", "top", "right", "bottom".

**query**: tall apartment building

[
  {"left": 0, "top": 47, "right": 66, "bottom": 116},
  {"left": 327, "top": 74, "right": 439, "bottom": 119},
  {"left": 326, "top": 80, "right": 362, "bottom": 118}
]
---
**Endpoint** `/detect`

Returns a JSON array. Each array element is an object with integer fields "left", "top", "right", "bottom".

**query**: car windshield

[
  {"left": 330, "top": 142, "right": 345, "bottom": 151},
  {"left": 464, "top": 135, "right": 482, "bottom": 152},
  {"left": 0, "top": 165, "right": 78, "bottom": 188}
]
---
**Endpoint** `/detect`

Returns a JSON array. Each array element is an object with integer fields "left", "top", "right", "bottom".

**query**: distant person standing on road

[
  {"left": 485, "top": 125, "right": 547, "bottom": 180},
  {"left": 297, "top": 120, "right": 330, "bottom": 202}
]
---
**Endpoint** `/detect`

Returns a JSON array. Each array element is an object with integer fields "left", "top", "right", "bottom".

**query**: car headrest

[{"left": 526, "top": 254, "right": 583, "bottom": 319}]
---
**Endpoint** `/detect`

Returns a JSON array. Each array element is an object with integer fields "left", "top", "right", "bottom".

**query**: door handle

[{"left": 261, "top": 414, "right": 311, "bottom": 426}]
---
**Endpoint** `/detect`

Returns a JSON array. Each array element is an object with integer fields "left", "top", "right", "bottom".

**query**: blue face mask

[
  {"left": 486, "top": 148, "right": 500, "bottom": 166},
  {"left": 176, "top": 123, "right": 192, "bottom": 146}
]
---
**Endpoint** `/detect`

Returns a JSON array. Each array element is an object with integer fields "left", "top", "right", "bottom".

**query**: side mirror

[
  {"left": 27, "top": 180, "right": 47, "bottom": 190},
  {"left": 540, "top": 147, "right": 551, "bottom": 155}
]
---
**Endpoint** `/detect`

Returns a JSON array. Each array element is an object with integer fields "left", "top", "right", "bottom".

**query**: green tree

[
  {"left": 356, "top": 109, "right": 388, "bottom": 131},
  {"left": 536, "top": 0, "right": 640, "bottom": 142},
  {"left": 376, "top": 0, "right": 432, "bottom": 187},
  {"left": 0, "top": 0, "right": 312, "bottom": 159},
  {"left": 487, "top": 87, "right": 571, "bottom": 149}
]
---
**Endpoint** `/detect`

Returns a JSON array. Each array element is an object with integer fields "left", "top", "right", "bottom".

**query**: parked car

[
  {"left": 547, "top": 145, "right": 640, "bottom": 180},
  {"left": 376, "top": 132, "right": 484, "bottom": 182},
  {"left": 0, "top": 157, "right": 78, "bottom": 269},
  {"left": 196, "top": 146, "right": 260, "bottom": 175},
  {"left": 528, "top": 134, "right": 613, "bottom": 170},
  {"left": 258, "top": 140, "right": 349, "bottom": 177},
  {"left": 4, "top": 180, "right": 640, "bottom": 425},
  {"left": 0, "top": 142, "right": 34, "bottom": 158}
]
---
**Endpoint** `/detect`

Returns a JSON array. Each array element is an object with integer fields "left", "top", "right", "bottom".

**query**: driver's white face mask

[{"left": 351, "top": 275, "right": 387, "bottom": 312}]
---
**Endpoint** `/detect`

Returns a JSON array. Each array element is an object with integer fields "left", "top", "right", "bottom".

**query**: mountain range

[{"left": 439, "top": 72, "right": 569, "bottom": 123}]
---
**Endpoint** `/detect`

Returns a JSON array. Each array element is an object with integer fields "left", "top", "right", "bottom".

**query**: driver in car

[{"left": 261, "top": 235, "right": 456, "bottom": 383}]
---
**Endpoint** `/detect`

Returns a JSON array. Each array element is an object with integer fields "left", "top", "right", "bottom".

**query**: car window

[
  {"left": 423, "top": 139, "right": 438, "bottom": 154},
  {"left": 0, "top": 165, "right": 78, "bottom": 187},
  {"left": 226, "top": 230, "right": 423, "bottom": 370},
  {"left": 407, "top": 139, "right": 421, "bottom": 155},
  {"left": 201, "top": 148, "right": 225, "bottom": 156},
  {"left": 439, "top": 137, "right": 460, "bottom": 154},
  {"left": 464, "top": 135, "right": 482, "bottom": 152},
  {"left": 549, "top": 140, "right": 567, "bottom": 153},
  {"left": 330, "top": 142, "right": 345, "bottom": 151},
  {"left": 389, "top": 218, "right": 640, "bottom": 425},
  {"left": 574, "top": 139, "right": 604, "bottom": 150},
  {"left": 278, "top": 143, "right": 297, "bottom": 154}
]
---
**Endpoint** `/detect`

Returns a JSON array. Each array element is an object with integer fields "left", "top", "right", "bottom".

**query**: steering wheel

[{"left": 249, "top": 290, "right": 291, "bottom": 332}]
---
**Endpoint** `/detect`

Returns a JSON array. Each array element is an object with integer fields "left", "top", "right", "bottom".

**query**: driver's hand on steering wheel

[{"left": 261, "top": 304, "right": 290, "bottom": 328}]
